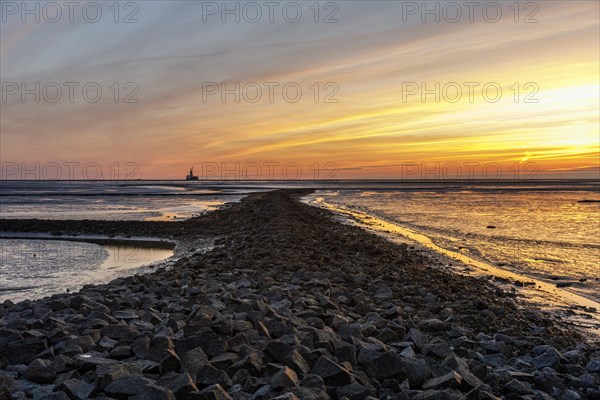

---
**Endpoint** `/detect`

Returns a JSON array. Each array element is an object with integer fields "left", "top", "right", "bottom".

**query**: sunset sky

[{"left": 1, "top": 1, "right": 599, "bottom": 179}]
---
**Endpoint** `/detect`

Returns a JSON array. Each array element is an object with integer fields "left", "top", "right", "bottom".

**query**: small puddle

[{"left": 0, "top": 235, "right": 174, "bottom": 303}]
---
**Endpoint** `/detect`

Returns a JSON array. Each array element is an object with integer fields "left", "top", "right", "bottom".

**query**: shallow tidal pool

[{"left": 0, "top": 238, "right": 174, "bottom": 303}]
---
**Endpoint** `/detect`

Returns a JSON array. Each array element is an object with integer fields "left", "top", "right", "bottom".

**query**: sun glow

[{"left": 0, "top": 1, "right": 598, "bottom": 179}]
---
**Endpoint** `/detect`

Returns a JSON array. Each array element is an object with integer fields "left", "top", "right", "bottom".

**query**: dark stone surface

[{"left": 0, "top": 190, "right": 597, "bottom": 400}]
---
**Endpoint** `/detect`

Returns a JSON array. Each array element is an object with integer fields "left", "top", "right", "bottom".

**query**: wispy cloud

[{"left": 1, "top": 1, "right": 598, "bottom": 178}]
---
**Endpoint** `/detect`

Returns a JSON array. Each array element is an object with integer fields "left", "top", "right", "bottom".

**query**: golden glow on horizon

[{"left": 0, "top": 1, "right": 598, "bottom": 179}]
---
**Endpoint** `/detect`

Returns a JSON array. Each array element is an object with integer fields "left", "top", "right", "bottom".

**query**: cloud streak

[{"left": 1, "top": 1, "right": 598, "bottom": 178}]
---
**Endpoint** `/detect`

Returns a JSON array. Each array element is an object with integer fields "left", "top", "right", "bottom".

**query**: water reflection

[{"left": 0, "top": 238, "right": 173, "bottom": 303}]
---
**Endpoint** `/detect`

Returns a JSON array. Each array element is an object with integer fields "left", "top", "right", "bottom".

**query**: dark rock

[
  {"left": 317, "top": 293, "right": 339, "bottom": 309},
  {"left": 156, "top": 372, "right": 198, "bottom": 398},
  {"left": 66, "top": 336, "right": 95, "bottom": 353},
  {"left": 196, "top": 384, "right": 233, "bottom": 400},
  {"left": 479, "top": 340, "right": 506, "bottom": 353},
  {"left": 39, "top": 392, "right": 71, "bottom": 400},
  {"left": 54, "top": 369, "right": 77, "bottom": 388},
  {"left": 132, "top": 336, "right": 151, "bottom": 358},
  {"left": 74, "top": 354, "right": 117, "bottom": 372},
  {"left": 272, "top": 394, "right": 299, "bottom": 400},
  {"left": 300, "top": 374, "right": 327, "bottom": 391},
  {"left": 423, "top": 371, "right": 462, "bottom": 389},
  {"left": 586, "top": 360, "right": 600, "bottom": 373},
  {"left": 0, "top": 375, "right": 17, "bottom": 398},
  {"left": 97, "top": 362, "right": 142, "bottom": 390},
  {"left": 363, "top": 352, "right": 403, "bottom": 380},
  {"left": 210, "top": 353, "right": 239, "bottom": 370},
  {"left": 137, "top": 359, "right": 160, "bottom": 374},
  {"left": 148, "top": 336, "right": 175, "bottom": 362},
  {"left": 357, "top": 348, "right": 381, "bottom": 366},
  {"left": 336, "top": 382, "right": 376, "bottom": 400},
  {"left": 270, "top": 366, "right": 299, "bottom": 389},
  {"left": 473, "top": 299, "right": 488, "bottom": 311},
  {"left": 2, "top": 337, "right": 47, "bottom": 364},
  {"left": 265, "top": 340, "right": 294, "bottom": 363},
  {"left": 56, "top": 378, "right": 95, "bottom": 400},
  {"left": 284, "top": 350, "right": 310, "bottom": 376},
  {"left": 586, "top": 388, "right": 600, "bottom": 400},
  {"left": 455, "top": 366, "right": 483, "bottom": 390},
  {"left": 160, "top": 349, "right": 182, "bottom": 375},
  {"left": 26, "top": 358, "right": 56, "bottom": 384},
  {"left": 101, "top": 324, "right": 138, "bottom": 341},
  {"left": 113, "top": 310, "right": 139, "bottom": 320},
  {"left": 4, "top": 364, "right": 25, "bottom": 377},
  {"left": 480, "top": 353, "right": 505, "bottom": 368},
  {"left": 400, "top": 346, "right": 417, "bottom": 358},
  {"left": 253, "top": 384, "right": 273, "bottom": 398},
  {"left": 335, "top": 343, "right": 357, "bottom": 366},
  {"left": 376, "top": 327, "right": 399, "bottom": 343},
  {"left": 131, "top": 384, "right": 176, "bottom": 400},
  {"left": 59, "top": 344, "right": 82, "bottom": 357},
  {"left": 243, "top": 376, "right": 265, "bottom": 393},
  {"left": 199, "top": 335, "right": 229, "bottom": 358},
  {"left": 311, "top": 356, "right": 354, "bottom": 386},
  {"left": 503, "top": 379, "right": 532, "bottom": 395},
  {"left": 257, "top": 321, "right": 271, "bottom": 338},
  {"left": 422, "top": 341, "right": 453, "bottom": 359},
  {"left": 506, "top": 371, "right": 535, "bottom": 383},
  {"left": 175, "top": 335, "right": 204, "bottom": 354},
  {"left": 53, "top": 355, "right": 75, "bottom": 373},
  {"left": 231, "top": 353, "right": 263, "bottom": 375},
  {"left": 98, "top": 336, "right": 118, "bottom": 349},
  {"left": 405, "top": 329, "right": 427, "bottom": 350},
  {"left": 289, "top": 386, "right": 330, "bottom": 400},
  {"left": 532, "top": 348, "right": 562, "bottom": 369},
  {"left": 110, "top": 345, "right": 133, "bottom": 359},
  {"left": 419, "top": 319, "right": 445, "bottom": 332},
  {"left": 0, "top": 190, "right": 594, "bottom": 400},
  {"left": 400, "top": 358, "right": 431, "bottom": 388},
  {"left": 196, "top": 365, "right": 233, "bottom": 387},
  {"left": 442, "top": 354, "right": 468, "bottom": 370},
  {"left": 563, "top": 389, "right": 582, "bottom": 400},
  {"left": 105, "top": 375, "right": 154, "bottom": 398},
  {"left": 188, "top": 305, "right": 215, "bottom": 324},
  {"left": 182, "top": 346, "right": 209, "bottom": 376}
]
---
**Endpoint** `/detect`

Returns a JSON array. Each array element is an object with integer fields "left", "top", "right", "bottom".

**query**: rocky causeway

[{"left": 0, "top": 190, "right": 598, "bottom": 399}]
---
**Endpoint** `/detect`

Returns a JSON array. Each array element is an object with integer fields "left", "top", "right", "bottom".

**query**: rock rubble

[{"left": 1, "top": 190, "right": 598, "bottom": 399}]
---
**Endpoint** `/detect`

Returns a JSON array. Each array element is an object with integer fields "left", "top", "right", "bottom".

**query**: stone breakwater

[{"left": 0, "top": 190, "right": 598, "bottom": 400}]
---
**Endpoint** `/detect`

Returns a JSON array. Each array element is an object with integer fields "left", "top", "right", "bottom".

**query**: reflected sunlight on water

[{"left": 0, "top": 239, "right": 173, "bottom": 302}]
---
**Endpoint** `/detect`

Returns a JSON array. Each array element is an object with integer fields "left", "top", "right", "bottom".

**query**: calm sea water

[{"left": 0, "top": 181, "right": 247, "bottom": 220}]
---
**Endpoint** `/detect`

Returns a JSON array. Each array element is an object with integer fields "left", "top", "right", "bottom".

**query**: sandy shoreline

[{"left": 0, "top": 190, "right": 599, "bottom": 399}]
